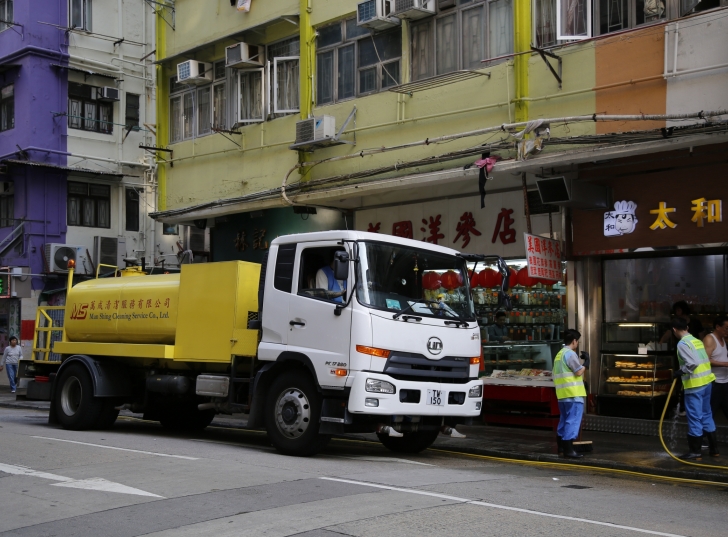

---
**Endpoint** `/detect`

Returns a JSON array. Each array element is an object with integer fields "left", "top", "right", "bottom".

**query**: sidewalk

[{"left": 2, "top": 387, "right": 727, "bottom": 483}]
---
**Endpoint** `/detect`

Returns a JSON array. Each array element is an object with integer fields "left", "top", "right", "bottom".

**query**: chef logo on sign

[{"left": 604, "top": 200, "right": 638, "bottom": 237}]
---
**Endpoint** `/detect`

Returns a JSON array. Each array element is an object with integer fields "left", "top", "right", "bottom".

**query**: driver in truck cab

[{"left": 316, "top": 250, "right": 347, "bottom": 303}]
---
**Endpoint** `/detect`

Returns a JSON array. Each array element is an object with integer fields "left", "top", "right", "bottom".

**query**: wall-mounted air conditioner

[
  {"left": 357, "top": 0, "right": 400, "bottom": 30},
  {"left": 295, "top": 116, "right": 336, "bottom": 145},
  {"left": 96, "top": 87, "right": 120, "bottom": 102},
  {"left": 536, "top": 177, "right": 610, "bottom": 209},
  {"left": 44, "top": 244, "right": 90, "bottom": 275},
  {"left": 393, "top": 0, "right": 436, "bottom": 19},
  {"left": 93, "top": 236, "right": 127, "bottom": 274},
  {"left": 225, "top": 42, "right": 264, "bottom": 69},
  {"left": 177, "top": 60, "right": 213, "bottom": 85}
]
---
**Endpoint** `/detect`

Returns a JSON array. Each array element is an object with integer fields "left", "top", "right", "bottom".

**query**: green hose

[{"left": 658, "top": 378, "right": 728, "bottom": 470}]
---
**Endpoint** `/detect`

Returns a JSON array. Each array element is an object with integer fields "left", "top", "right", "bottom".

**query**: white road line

[
  {"left": 31, "top": 436, "right": 199, "bottom": 460},
  {"left": 0, "top": 463, "right": 164, "bottom": 498},
  {"left": 332, "top": 455, "right": 433, "bottom": 466},
  {"left": 319, "top": 477, "right": 687, "bottom": 537}
]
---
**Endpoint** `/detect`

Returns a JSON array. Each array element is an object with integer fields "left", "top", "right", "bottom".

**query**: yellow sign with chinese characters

[
  {"left": 691, "top": 198, "right": 723, "bottom": 227},
  {"left": 649, "top": 202, "right": 677, "bottom": 230}
]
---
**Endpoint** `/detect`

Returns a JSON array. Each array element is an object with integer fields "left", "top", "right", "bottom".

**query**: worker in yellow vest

[
  {"left": 672, "top": 317, "right": 718, "bottom": 460},
  {"left": 553, "top": 329, "right": 589, "bottom": 459}
]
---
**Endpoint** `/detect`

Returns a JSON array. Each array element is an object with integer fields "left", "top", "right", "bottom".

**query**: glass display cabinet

[{"left": 597, "top": 322, "right": 676, "bottom": 419}]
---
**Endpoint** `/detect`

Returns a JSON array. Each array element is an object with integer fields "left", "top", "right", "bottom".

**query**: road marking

[
  {"left": 331, "top": 455, "right": 433, "bottom": 466},
  {"left": 0, "top": 463, "right": 164, "bottom": 498},
  {"left": 32, "top": 436, "right": 199, "bottom": 460},
  {"left": 319, "top": 477, "right": 687, "bottom": 537}
]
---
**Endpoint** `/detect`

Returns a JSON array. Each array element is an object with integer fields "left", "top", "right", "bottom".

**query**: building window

[
  {"left": 68, "top": 83, "right": 113, "bottom": 134},
  {"left": 125, "top": 93, "right": 140, "bottom": 129},
  {"left": 316, "top": 19, "right": 401, "bottom": 105},
  {"left": 0, "top": 182, "right": 14, "bottom": 228},
  {"left": 125, "top": 188, "right": 139, "bottom": 232},
  {"left": 162, "top": 223, "right": 178, "bottom": 235},
  {"left": 67, "top": 181, "right": 111, "bottom": 228},
  {"left": 411, "top": 0, "right": 512, "bottom": 82},
  {"left": 0, "top": 0, "right": 13, "bottom": 32},
  {"left": 70, "top": 0, "right": 92, "bottom": 31},
  {"left": 212, "top": 61, "right": 227, "bottom": 130},
  {"left": 0, "top": 84, "right": 13, "bottom": 132},
  {"left": 595, "top": 0, "right": 665, "bottom": 35},
  {"left": 268, "top": 37, "right": 300, "bottom": 115},
  {"left": 237, "top": 69, "right": 264, "bottom": 123},
  {"left": 197, "top": 86, "right": 212, "bottom": 135},
  {"left": 170, "top": 71, "right": 227, "bottom": 141}
]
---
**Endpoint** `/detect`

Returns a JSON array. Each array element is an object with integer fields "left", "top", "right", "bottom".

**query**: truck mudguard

[{"left": 55, "top": 355, "right": 134, "bottom": 398}]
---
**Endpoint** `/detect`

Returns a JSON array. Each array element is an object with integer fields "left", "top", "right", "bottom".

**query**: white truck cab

[{"left": 254, "top": 231, "right": 485, "bottom": 456}]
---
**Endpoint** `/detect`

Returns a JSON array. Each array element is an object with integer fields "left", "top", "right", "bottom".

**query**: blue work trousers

[
  {"left": 5, "top": 363, "right": 17, "bottom": 392},
  {"left": 557, "top": 400, "right": 584, "bottom": 441},
  {"left": 684, "top": 383, "right": 715, "bottom": 437}
]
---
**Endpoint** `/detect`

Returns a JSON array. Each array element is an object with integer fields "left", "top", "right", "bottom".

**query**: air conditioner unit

[
  {"left": 295, "top": 116, "right": 336, "bottom": 145},
  {"left": 357, "top": 0, "right": 400, "bottom": 30},
  {"left": 177, "top": 60, "right": 213, "bottom": 85},
  {"left": 536, "top": 177, "right": 610, "bottom": 209},
  {"left": 96, "top": 87, "right": 120, "bottom": 102},
  {"left": 393, "top": 0, "right": 436, "bottom": 19},
  {"left": 93, "top": 236, "right": 127, "bottom": 274},
  {"left": 44, "top": 244, "right": 90, "bottom": 275},
  {"left": 225, "top": 42, "right": 264, "bottom": 69}
]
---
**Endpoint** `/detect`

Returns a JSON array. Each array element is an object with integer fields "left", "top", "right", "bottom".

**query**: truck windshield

[{"left": 356, "top": 240, "right": 475, "bottom": 321}]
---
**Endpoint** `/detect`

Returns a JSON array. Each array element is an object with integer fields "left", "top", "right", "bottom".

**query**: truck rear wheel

[
  {"left": 55, "top": 364, "right": 103, "bottom": 430},
  {"left": 377, "top": 429, "right": 440, "bottom": 454},
  {"left": 265, "top": 370, "right": 330, "bottom": 456}
]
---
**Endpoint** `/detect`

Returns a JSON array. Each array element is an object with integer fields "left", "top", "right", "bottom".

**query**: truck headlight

[
  {"left": 366, "top": 378, "right": 395, "bottom": 394},
  {"left": 468, "top": 384, "right": 483, "bottom": 398}
]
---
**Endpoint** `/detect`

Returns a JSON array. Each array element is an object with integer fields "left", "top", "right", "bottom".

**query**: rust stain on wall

[{"left": 595, "top": 27, "right": 667, "bottom": 133}]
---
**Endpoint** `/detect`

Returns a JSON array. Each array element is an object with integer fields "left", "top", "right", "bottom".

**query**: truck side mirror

[{"left": 333, "top": 251, "right": 350, "bottom": 281}]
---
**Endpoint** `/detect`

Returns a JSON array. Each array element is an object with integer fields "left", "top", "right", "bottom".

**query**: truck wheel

[
  {"left": 159, "top": 403, "right": 215, "bottom": 432},
  {"left": 377, "top": 429, "right": 440, "bottom": 454},
  {"left": 95, "top": 402, "right": 120, "bottom": 430},
  {"left": 265, "top": 371, "right": 330, "bottom": 456},
  {"left": 55, "top": 364, "right": 103, "bottom": 430}
]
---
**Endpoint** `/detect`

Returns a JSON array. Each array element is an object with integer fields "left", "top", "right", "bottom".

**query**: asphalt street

[{"left": 0, "top": 406, "right": 725, "bottom": 537}]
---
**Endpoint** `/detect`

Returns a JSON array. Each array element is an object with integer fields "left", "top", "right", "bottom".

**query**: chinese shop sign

[{"left": 524, "top": 233, "right": 562, "bottom": 281}]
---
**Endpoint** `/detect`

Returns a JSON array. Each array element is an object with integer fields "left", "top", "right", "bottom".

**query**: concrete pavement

[{"left": 0, "top": 405, "right": 726, "bottom": 537}]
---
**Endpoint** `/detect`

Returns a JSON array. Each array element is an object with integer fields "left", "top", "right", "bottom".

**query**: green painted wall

[{"left": 212, "top": 207, "right": 346, "bottom": 264}]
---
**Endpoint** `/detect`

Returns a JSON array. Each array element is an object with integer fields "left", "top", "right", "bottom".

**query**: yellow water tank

[{"left": 64, "top": 274, "right": 180, "bottom": 344}]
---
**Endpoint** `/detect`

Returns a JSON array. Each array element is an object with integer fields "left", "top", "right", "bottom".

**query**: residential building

[{"left": 0, "top": 0, "right": 182, "bottom": 357}]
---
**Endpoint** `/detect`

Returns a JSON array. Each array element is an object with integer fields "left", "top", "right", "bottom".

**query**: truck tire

[
  {"left": 377, "top": 429, "right": 440, "bottom": 454},
  {"left": 265, "top": 370, "right": 330, "bottom": 456},
  {"left": 159, "top": 403, "right": 215, "bottom": 432},
  {"left": 55, "top": 364, "right": 104, "bottom": 430}
]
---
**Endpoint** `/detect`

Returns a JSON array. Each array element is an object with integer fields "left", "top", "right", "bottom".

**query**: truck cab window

[
  {"left": 298, "top": 246, "right": 347, "bottom": 303},
  {"left": 273, "top": 244, "right": 297, "bottom": 293}
]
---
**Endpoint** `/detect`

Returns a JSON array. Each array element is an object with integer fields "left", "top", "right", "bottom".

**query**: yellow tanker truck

[{"left": 23, "top": 231, "right": 490, "bottom": 456}]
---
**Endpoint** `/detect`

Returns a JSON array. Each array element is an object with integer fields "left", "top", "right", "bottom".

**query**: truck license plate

[{"left": 426, "top": 389, "right": 444, "bottom": 406}]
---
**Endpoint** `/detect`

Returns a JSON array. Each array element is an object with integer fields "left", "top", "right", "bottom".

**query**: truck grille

[{"left": 383, "top": 352, "right": 471, "bottom": 384}]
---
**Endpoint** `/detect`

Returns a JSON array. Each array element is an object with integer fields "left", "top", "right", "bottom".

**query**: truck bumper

[{"left": 347, "top": 372, "right": 483, "bottom": 417}]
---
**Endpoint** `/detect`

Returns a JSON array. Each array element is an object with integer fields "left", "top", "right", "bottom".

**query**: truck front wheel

[
  {"left": 377, "top": 429, "right": 440, "bottom": 454},
  {"left": 55, "top": 364, "right": 103, "bottom": 430},
  {"left": 265, "top": 371, "right": 330, "bottom": 456}
]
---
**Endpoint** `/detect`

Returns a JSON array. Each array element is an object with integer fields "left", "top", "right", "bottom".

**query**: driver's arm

[{"left": 315, "top": 269, "right": 328, "bottom": 290}]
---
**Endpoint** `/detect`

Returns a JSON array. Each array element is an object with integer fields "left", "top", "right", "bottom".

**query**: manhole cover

[{"left": 562, "top": 485, "right": 592, "bottom": 490}]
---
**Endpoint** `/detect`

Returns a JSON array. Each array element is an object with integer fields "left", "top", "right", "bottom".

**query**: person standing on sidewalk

[
  {"left": 0, "top": 336, "right": 22, "bottom": 394},
  {"left": 553, "top": 329, "right": 590, "bottom": 459},
  {"left": 672, "top": 317, "right": 718, "bottom": 460},
  {"left": 704, "top": 316, "right": 728, "bottom": 421}
]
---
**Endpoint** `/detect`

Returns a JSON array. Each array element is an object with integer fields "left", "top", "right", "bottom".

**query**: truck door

[{"left": 287, "top": 242, "right": 353, "bottom": 388}]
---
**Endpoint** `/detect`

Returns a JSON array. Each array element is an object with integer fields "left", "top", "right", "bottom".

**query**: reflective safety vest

[
  {"left": 552, "top": 347, "right": 586, "bottom": 400},
  {"left": 677, "top": 335, "right": 716, "bottom": 390}
]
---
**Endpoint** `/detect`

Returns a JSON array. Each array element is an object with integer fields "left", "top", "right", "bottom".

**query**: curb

[
  {"left": 0, "top": 401, "right": 51, "bottom": 411},
  {"left": 425, "top": 443, "right": 728, "bottom": 484}
]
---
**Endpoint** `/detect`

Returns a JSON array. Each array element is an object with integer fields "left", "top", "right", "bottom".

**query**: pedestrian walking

[
  {"left": 672, "top": 318, "right": 718, "bottom": 460},
  {"left": 553, "top": 329, "right": 590, "bottom": 459},
  {"left": 0, "top": 336, "right": 22, "bottom": 394},
  {"left": 704, "top": 316, "right": 728, "bottom": 421}
]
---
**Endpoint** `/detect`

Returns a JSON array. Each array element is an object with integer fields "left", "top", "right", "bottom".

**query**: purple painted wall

[{"left": 0, "top": 0, "right": 69, "bottom": 288}]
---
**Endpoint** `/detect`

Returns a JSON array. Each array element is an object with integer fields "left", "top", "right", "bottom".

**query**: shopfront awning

[{"left": 2, "top": 160, "right": 126, "bottom": 180}]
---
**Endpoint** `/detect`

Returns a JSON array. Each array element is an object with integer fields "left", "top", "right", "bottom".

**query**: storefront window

[{"left": 604, "top": 255, "right": 727, "bottom": 323}]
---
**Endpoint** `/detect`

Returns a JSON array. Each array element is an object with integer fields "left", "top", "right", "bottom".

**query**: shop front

[{"left": 571, "top": 142, "right": 728, "bottom": 422}]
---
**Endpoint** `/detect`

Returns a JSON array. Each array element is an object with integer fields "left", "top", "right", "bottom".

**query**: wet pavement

[{"left": 2, "top": 386, "right": 727, "bottom": 484}]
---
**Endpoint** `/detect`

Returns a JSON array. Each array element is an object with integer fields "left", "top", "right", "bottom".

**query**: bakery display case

[
  {"left": 597, "top": 322, "right": 676, "bottom": 419},
  {"left": 481, "top": 342, "right": 555, "bottom": 376}
]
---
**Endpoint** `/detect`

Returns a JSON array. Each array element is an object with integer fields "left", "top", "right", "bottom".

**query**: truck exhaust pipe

[{"left": 377, "top": 424, "right": 403, "bottom": 437}]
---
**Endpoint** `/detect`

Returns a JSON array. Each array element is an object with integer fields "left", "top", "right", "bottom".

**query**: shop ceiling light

[{"left": 617, "top": 323, "right": 655, "bottom": 327}]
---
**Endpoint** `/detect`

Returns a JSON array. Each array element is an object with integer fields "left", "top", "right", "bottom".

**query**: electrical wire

[{"left": 658, "top": 378, "right": 728, "bottom": 471}]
